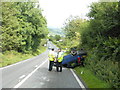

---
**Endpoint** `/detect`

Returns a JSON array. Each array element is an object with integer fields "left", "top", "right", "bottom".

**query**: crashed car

[{"left": 62, "top": 49, "right": 87, "bottom": 68}]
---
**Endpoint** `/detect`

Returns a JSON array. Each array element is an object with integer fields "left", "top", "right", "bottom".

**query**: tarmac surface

[{"left": 1, "top": 41, "right": 85, "bottom": 89}]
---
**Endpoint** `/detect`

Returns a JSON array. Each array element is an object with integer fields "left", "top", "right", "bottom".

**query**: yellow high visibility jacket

[
  {"left": 57, "top": 52, "right": 64, "bottom": 62},
  {"left": 48, "top": 51, "right": 55, "bottom": 61}
]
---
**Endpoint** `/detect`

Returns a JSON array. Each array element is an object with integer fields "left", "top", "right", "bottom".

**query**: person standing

[
  {"left": 56, "top": 49, "right": 64, "bottom": 72},
  {"left": 48, "top": 48, "right": 55, "bottom": 71},
  {"left": 79, "top": 48, "right": 87, "bottom": 67}
]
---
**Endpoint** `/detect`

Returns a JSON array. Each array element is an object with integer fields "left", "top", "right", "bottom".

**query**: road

[{"left": 1, "top": 42, "right": 85, "bottom": 89}]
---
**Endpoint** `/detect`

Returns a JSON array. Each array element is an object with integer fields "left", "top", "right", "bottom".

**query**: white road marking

[
  {"left": 19, "top": 75, "right": 26, "bottom": 82},
  {"left": 14, "top": 59, "right": 48, "bottom": 88},
  {"left": 40, "top": 82, "right": 44, "bottom": 85},
  {"left": 1, "top": 51, "right": 48, "bottom": 69},
  {"left": 42, "top": 77, "right": 47, "bottom": 80},
  {"left": 2, "top": 56, "right": 37, "bottom": 69},
  {"left": 0, "top": 68, "right": 2, "bottom": 90},
  {"left": 19, "top": 75, "right": 26, "bottom": 79},
  {"left": 35, "top": 65, "right": 38, "bottom": 68},
  {"left": 46, "top": 79, "right": 50, "bottom": 82},
  {"left": 70, "top": 69, "right": 86, "bottom": 89}
]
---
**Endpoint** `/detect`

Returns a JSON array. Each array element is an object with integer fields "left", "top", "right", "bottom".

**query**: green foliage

[
  {"left": 55, "top": 16, "right": 83, "bottom": 50},
  {"left": 54, "top": 35, "right": 61, "bottom": 41},
  {"left": 49, "top": 35, "right": 61, "bottom": 42},
  {"left": 63, "top": 16, "right": 83, "bottom": 40},
  {"left": 1, "top": 2, "right": 21, "bottom": 51},
  {"left": 0, "top": 45, "right": 46, "bottom": 67},
  {"left": 1, "top": 2, "right": 48, "bottom": 53},
  {"left": 0, "top": 51, "right": 33, "bottom": 67},
  {"left": 75, "top": 67, "right": 111, "bottom": 88},
  {"left": 85, "top": 50, "right": 120, "bottom": 88},
  {"left": 88, "top": 2, "right": 120, "bottom": 37},
  {"left": 80, "top": 2, "right": 120, "bottom": 88},
  {"left": 60, "top": 2, "right": 120, "bottom": 89},
  {"left": 48, "top": 35, "right": 65, "bottom": 49}
]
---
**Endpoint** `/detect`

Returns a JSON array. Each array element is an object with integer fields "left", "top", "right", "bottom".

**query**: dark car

[{"left": 62, "top": 49, "right": 87, "bottom": 68}]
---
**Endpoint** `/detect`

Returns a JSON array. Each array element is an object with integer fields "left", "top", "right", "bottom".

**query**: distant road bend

[{"left": 1, "top": 42, "right": 86, "bottom": 89}]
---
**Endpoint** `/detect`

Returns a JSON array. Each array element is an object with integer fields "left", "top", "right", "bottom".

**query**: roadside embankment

[
  {"left": 0, "top": 46, "right": 46, "bottom": 67},
  {"left": 74, "top": 67, "right": 112, "bottom": 88}
]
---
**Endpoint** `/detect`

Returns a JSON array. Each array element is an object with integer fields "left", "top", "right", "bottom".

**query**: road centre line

[
  {"left": 35, "top": 65, "right": 38, "bottom": 68},
  {"left": 14, "top": 59, "right": 48, "bottom": 88},
  {"left": 70, "top": 69, "right": 86, "bottom": 89},
  {"left": 19, "top": 75, "right": 26, "bottom": 79}
]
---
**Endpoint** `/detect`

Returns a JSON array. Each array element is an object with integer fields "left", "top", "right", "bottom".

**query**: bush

[{"left": 84, "top": 38, "right": 120, "bottom": 88}]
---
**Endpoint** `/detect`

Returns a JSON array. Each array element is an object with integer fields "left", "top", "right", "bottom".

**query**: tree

[
  {"left": 1, "top": 2, "right": 21, "bottom": 51},
  {"left": 1, "top": 2, "right": 48, "bottom": 53},
  {"left": 54, "top": 35, "right": 61, "bottom": 41}
]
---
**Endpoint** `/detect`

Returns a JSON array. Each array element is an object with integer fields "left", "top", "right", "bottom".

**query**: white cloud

[{"left": 39, "top": 0, "right": 98, "bottom": 28}]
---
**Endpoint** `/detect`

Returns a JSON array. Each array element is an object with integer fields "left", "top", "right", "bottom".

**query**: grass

[
  {"left": 74, "top": 66, "right": 111, "bottom": 88},
  {"left": 0, "top": 46, "right": 46, "bottom": 67},
  {"left": 0, "top": 52, "right": 33, "bottom": 67}
]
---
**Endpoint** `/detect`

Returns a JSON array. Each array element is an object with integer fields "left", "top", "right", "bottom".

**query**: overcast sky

[{"left": 39, "top": 0, "right": 98, "bottom": 28}]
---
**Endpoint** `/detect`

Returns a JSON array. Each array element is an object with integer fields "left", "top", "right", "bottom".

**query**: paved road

[
  {"left": 19, "top": 61, "right": 81, "bottom": 88},
  {"left": 1, "top": 41, "right": 85, "bottom": 89},
  {"left": 2, "top": 50, "right": 48, "bottom": 88}
]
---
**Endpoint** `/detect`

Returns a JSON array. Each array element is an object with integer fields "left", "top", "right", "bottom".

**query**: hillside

[{"left": 48, "top": 27, "right": 65, "bottom": 36}]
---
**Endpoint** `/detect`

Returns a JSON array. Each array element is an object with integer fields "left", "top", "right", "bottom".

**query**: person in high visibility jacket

[
  {"left": 48, "top": 48, "right": 55, "bottom": 71},
  {"left": 56, "top": 48, "right": 64, "bottom": 72}
]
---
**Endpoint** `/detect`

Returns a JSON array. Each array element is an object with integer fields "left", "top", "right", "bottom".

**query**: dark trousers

[
  {"left": 56, "top": 62, "right": 62, "bottom": 72},
  {"left": 81, "top": 58, "right": 85, "bottom": 67},
  {"left": 49, "top": 61, "right": 54, "bottom": 71}
]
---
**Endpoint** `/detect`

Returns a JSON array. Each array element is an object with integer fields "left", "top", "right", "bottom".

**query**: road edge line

[
  {"left": 1, "top": 51, "right": 47, "bottom": 69},
  {"left": 14, "top": 59, "right": 48, "bottom": 88},
  {"left": 70, "top": 69, "right": 86, "bottom": 89},
  {"left": 1, "top": 57, "right": 36, "bottom": 69}
]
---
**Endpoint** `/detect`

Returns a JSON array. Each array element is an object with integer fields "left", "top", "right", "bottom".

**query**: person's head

[
  {"left": 51, "top": 48, "right": 54, "bottom": 51},
  {"left": 80, "top": 48, "right": 84, "bottom": 51},
  {"left": 58, "top": 48, "right": 61, "bottom": 52}
]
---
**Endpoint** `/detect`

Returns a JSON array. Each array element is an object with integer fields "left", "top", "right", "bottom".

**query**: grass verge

[
  {"left": 0, "top": 46, "right": 46, "bottom": 67},
  {"left": 74, "top": 66, "right": 111, "bottom": 88}
]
